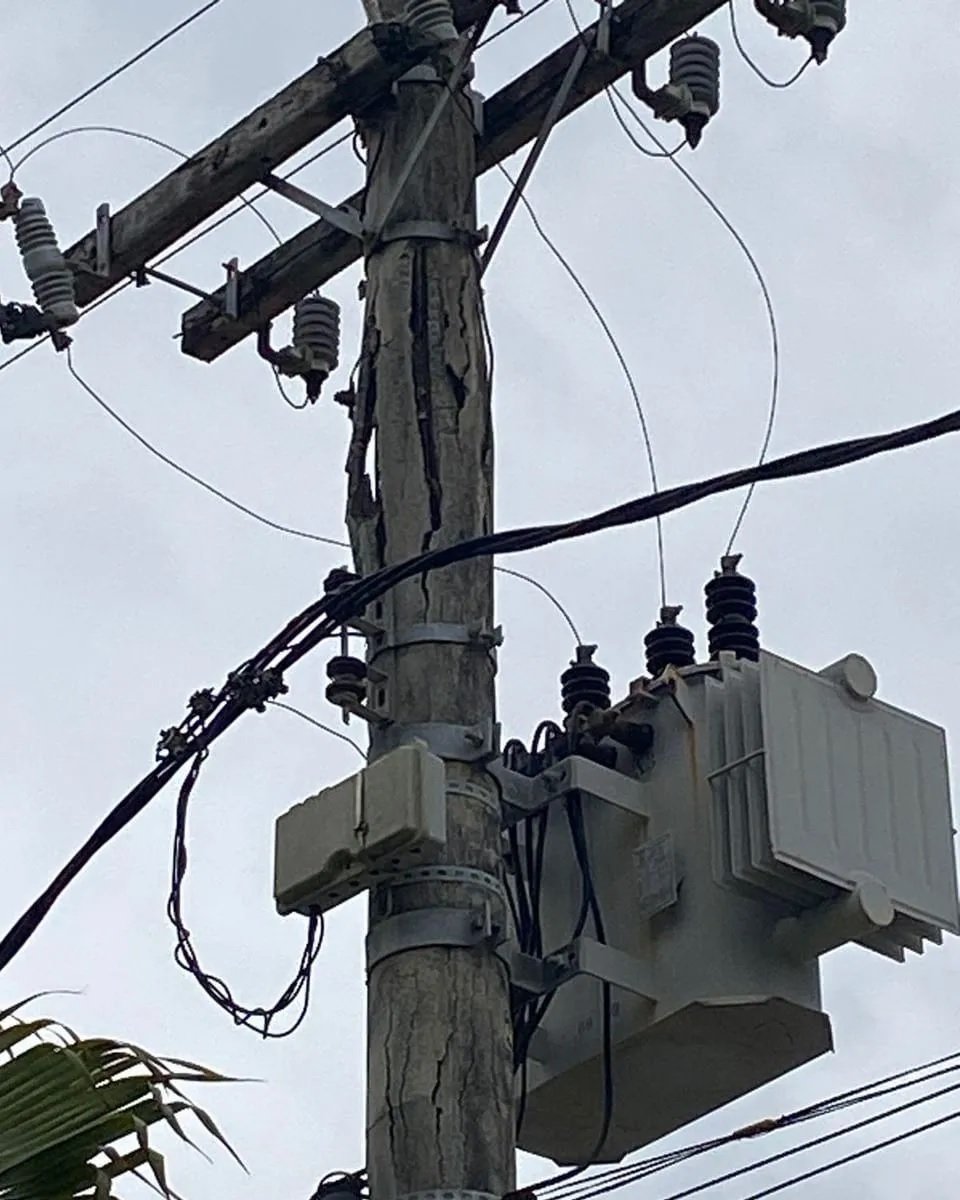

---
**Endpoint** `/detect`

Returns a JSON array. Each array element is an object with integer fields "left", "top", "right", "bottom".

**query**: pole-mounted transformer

[
  {"left": 631, "top": 34, "right": 721, "bottom": 149},
  {"left": 754, "top": 0, "right": 846, "bottom": 64}
]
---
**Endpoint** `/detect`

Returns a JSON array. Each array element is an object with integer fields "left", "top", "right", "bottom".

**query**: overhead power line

[
  {"left": 0, "top": 129, "right": 353, "bottom": 375},
  {"left": 1, "top": 0, "right": 225, "bottom": 161},
  {"left": 65, "top": 348, "right": 347, "bottom": 547},
  {"left": 2, "top": 396, "right": 959, "bottom": 975},
  {"left": 727, "top": 0, "right": 814, "bottom": 89}
]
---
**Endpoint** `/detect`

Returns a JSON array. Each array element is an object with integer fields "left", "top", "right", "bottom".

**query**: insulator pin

[{"left": 13, "top": 198, "right": 78, "bottom": 327}]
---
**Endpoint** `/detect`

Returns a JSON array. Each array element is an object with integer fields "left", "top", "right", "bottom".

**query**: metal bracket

[
  {"left": 493, "top": 755, "right": 651, "bottom": 826},
  {"left": 386, "top": 865, "right": 507, "bottom": 908},
  {"left": 366, "top": 903, "right": 506, "bottom": 970},
  {"left": 95, "top": 203, "right": 111, "bottom": 277},
  {"left": 447, "top": 777, "right": 503, "bottom": 820},
  {"left": 371, "top": 621, "right": 503, "bottom": 657},
  {"left": 394, "top": 62, "right": 442, "bottom": 87},
  {"left": 222, "top": 258, "right": 240, "bottom": 320},
  {"left": 596, "top": 0, "right": 614, "bottom": 57},
  {"left": 375, "top": 220, "right": 488, "bottom": 248},
  {"left": 262, "top": 175, "right": 364, "bottom": 240},
  {"left": 377, "top": 719, "right": 498, "bottom": 763},
  {"left": 509, "top": 936, "right": 655, "bottom": 1002},
  {"left": 399, "top": 1191, "right": 497, "bottom": 1200}
]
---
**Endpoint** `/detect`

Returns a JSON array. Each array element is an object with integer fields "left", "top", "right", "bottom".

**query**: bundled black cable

[
  {"left": 2, "top": 401, "right": 960, "bottom": 976},
  {"left": 167, "top": 750, "right": 324, "bottom": 1038}
]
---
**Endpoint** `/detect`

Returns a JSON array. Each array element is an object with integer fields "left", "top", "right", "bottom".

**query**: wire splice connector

[
  {"left": 644, "top": 605, "right": 697, "bottom": 678},
  {"left": 705, "top": 554, "right": 760, "bottom": 662},
  {"left": 12, "top": 197, "right": 79, "bottom": 328}
]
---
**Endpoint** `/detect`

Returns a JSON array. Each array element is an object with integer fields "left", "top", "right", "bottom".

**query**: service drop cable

[
  {"left": 2, "top": 0, "right": 225, "bottom": 158},
  {"left": 728, "top": 0, "right": 813, "bottom": 89},
  {"left": 0, "top": 130, "right": 353, "bottom": 376},
  {"left": 65, "top": 350, "right": 347, "bottom": 547},
  {"left": 3, "top": 401, "right": 960, "bottom": 974},
  {"left": 542, "top": 1056, "right": 960, "bottom": 1200},
  {"left": 9, "top": 124, "right": 282, "bottom": 245}
]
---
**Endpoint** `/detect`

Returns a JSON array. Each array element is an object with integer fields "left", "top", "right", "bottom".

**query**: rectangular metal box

[
  {"left": 517, "top": 650, "right": 957, "bottom": 1164},
  {"left": 274, "top": 743, "right": 446, "bottom": 916}
]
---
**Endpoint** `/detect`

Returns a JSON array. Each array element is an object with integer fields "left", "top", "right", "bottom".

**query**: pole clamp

[
  {"left": 385, "top": 865, "right": 507, "bottom": 910},
  {"left": 366, "top": 903, "right": 506, "bottom": 971},
  {"left": 377, "top": 719, "right": 498, "bottom": 762},
  {"left": 397, "top": 1192, "right": 497, "bottom": 1200},
  {"left": 397, "top": 1193, "right": 497, "bottom": 1200},
  {"left": 370, "top": 621, "right": 503, "bottom": 658},
  {"left": 372, "top": 220, "right": 488, "bottom": 249}
]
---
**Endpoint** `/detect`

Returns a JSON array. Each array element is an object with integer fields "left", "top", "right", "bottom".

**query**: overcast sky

[{"left": 1, "top": 2, "right": 958, "bottom": 1198}]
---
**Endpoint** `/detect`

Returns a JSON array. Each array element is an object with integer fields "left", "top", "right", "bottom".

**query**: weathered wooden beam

[
  {"left": 180, "top": 0, "right": 727, "bottom": 362},
  {"left": 65, "top": 22, "right": 437, "bottom": 306}
]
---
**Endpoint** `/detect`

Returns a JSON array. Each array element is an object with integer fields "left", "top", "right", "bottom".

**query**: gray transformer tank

[{"left": 514, "top": 650, "right": 958, "bottom": 1164}]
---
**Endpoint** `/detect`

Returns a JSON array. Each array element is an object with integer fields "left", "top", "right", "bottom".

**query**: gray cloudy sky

[{"left": 1, "top": 2, "right": 958, "bottom": 1198}]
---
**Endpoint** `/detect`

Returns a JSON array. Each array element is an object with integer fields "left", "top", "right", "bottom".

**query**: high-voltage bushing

[
  {"left": 631, "top": 34, "right": 721, "bottom": 149},
  {"left": 12, "top": 198, "right": 79, "bottom": 328},
  {"left": 405, "top": 0, "right": 458, "bottom": 42},
  {"left": 644, "top": 606, "right": 697, "bottom": 678},
  {"left": 705, "top": 554, "right": 760, "bottom": 662},
  {"left": 326, "top": 655, "right": 368, "bottom": 711},
  {"left": 560, "top": 645, "right": 612, "bottom": 716},
  {"left": 293, "top": 295, "right": 341, "bottom": 401},
  {"left": 754, "top": 0, "right": 846, "bottom": 64}
]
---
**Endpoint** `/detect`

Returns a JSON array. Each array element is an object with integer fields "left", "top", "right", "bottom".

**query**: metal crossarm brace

[
  {"left": 179, "top": 0, "right": 729, "bottom": 361},
  {"left": 61, "top": 22, "right": 439, "bottom": 305}
]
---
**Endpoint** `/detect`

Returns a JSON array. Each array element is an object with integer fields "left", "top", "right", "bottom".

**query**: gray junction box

[{"left": 515, "top": 650, "right": 959, "bottom": 1165}]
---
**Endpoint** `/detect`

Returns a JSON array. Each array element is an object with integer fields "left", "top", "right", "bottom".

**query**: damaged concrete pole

[{"left": 346, "top": 5, "right": 514, "bottom": 1199}]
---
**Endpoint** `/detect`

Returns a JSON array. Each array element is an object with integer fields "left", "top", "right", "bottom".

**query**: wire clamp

[
  {"left": 156, "top": 726, "right": 192, "bottom": 762},
  {"left": 224, "top": 666, "right": 288, "bottom": 713}
]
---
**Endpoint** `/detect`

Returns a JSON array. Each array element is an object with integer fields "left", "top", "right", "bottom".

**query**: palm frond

[{"left": 0, "top": 1001, "right": 244, "bottom": 1200}]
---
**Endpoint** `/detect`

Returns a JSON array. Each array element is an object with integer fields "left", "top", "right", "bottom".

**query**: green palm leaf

[{"left": 0, "top": 1000, "right": 244, "bottom": 1200}]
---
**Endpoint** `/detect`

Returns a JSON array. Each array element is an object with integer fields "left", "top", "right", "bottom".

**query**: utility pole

[{"left": 346, "top": 6, "right": 514, "bottom": 1199}]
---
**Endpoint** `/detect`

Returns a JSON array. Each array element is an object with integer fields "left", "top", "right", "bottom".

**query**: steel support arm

[
  {"left": 179, "top": 0, "right": 726, "bottom": 362},
  {"left": 64, "top": 22, "right": 437, "bottom": 305}
]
